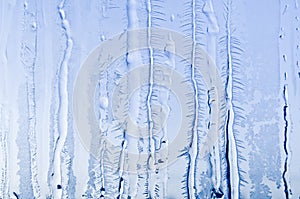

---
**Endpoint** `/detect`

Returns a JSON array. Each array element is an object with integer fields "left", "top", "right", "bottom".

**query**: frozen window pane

[{"left": 0, "top": 0, "right": 299, "bottom": 198}]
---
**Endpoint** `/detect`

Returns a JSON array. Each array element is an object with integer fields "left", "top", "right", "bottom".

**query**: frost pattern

[{"left": 0, "top": 0, "right": 300, "bottom": 199}]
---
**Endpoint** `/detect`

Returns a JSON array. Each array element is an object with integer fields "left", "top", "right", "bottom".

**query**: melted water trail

[
  {"left": 126, "top": 0, "right": 145, "bottom": 197},
  {"left": 146, "top": 0, "right": 155, "bottom": 197},
  {"left": 19, "top": 1, "right": 41, "bottom": 197},
  {"left": 0, "top": 1, "right": 14, "bottom": 198},
  {"left": 282, "top": 85, "right": 290, "bottom": 199},
  {"left": 187, "top": 0, "right": 198, "bottom": 198},
  {"left": 0, "top": 107, "right": 9, "bottom": 199},
  {"left": 203, "top": 1, "right": 226, "bottom": 197},
  {"left": 279, "top": 1, "right": 293, "bottom": 198},
  {"left": 224, "top": 1, "right": 239, "bottom": 198},
  {"left": 51, "top": 1, "right": 73, "bottom": 198}
]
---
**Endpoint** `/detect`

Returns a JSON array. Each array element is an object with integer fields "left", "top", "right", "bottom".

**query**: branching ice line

[
  {"left": 146, "top": 0, "right": 155, "bottom": 163},
  {"left": 225, "top": 1, "right": 239, "bottom": 198},
  {"left": 203, "top": 1, "right": 224, "bottom": 195},
  {"left": 187, "top": 0, "right": 198, "bottom": 198},
  {"left": 146, "top": 0, "right": 155, "bottom": 197},
  {"left": 147, "top": 0, "right": 155, "bottom": 187},
  {"left": 52, "top": 1, "right": 73, "bottom": 198}
]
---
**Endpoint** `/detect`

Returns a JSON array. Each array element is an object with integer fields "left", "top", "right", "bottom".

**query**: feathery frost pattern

[{"left": 0, "top": 0, "right": 299, "bottom": 198}]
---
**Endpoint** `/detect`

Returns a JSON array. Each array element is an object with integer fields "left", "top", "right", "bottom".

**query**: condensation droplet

[
  {"left": 31, "top": 22, "right": 37, "bottom": 31},
  {"left": 170, "top": 14, "right": 175, "bottom": 22},
  {"left": 24, "top": 2, "right": 28, "bottom": 9},
  {"left": 100, "top": 97, "right": 108, "bottom": 109}
]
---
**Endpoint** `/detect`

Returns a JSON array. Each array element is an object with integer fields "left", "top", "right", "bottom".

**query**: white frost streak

[
  {"left": 22, "top": 1, "right": 41, "bottom": 197},
  {"left": 0, "top": 107, "right": 9, "bottom": 199},
  {"left": 188, "top": 0, "right": 198, "bottom": 198},
  {"left": 225, "top": 1, "right": 239, "bottom": 198},
  {"left": 0, "top": 1, "right": 12, "bottom": 198},
  {"left": 27, "top": 68, "right": 41, "bottom": 199},
  {"left": 52, "top": 1, "right": 73, "bottom": 198},
  {"left": 146, "top": 0, "right": 156, "bottom": 198},
  {"left": 146, "top": 0, "right": 155, "bottom": 164}
]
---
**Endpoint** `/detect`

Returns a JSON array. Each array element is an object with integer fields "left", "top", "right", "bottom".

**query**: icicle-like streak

[
  {"left": 146, "top": 0, "right": 156, "bottom": 197},
  {"left": 279, "top": 0, "right": 293, "bottom": 198},
  {"left": 282, "top": 85, "right": 290, "bottom": 199},
  {"left": 224, "top": 0, "right": 239, "bottom": 198},
  {"left": 84, "top": 1, "right": 110, "bottom": 197},
  {"left": 157, "top": 34, "right": 174, "bottom": 199},
  {"left": 146, "top": 0, "right": 155, "bottom": 165},
  {"left": 20, "top": 1, "right": 41, "bottom": 198},
  {"left": 124, "top": 0, "right": 135, "bottom": 196},
  {"left": 146, "top": 0, "right": 171, "bottom": 197},
  {"left": 0, "top": 107, "right": 9, "bottom": 199},
  {"left": 51, "top": 0, "right": 73, "bottom": 198},
  {"left": 0, "top": 1, "right": 14, "bottom": 198},
  {"left": 187, "top": 0, "right": 198, "bottom": 198}
]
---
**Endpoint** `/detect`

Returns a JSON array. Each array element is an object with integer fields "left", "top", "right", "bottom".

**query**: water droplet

[
  {"left": 100, "top": 97, "right": 108, "bottom": 109},
  {"left": 31, "top": 22, "right": 37, "bottom": 31},
  {"left": 24, "top": 2, "right": 28, "bottom": 9},
  {"left": 283, "top": 54, "right": 287, "bottom": 62},
  {"left": 170, "top": 14, "right": 175, "bottom": 22}
]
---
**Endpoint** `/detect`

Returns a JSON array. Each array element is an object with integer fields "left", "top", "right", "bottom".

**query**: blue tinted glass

[{"left": 0, "top": 0, "right": 299, "bottom": 198}]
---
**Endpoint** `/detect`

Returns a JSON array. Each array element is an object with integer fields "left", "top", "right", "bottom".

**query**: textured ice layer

[{"left": 0, "top": 0, "right": 299, "bottom": 198}]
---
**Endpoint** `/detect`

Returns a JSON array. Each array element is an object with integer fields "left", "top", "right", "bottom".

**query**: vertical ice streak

[
  {"left": 147, "top": 0, "right": 155, "bottom": 166},
  {"left": 147, "top": 1, "right": 172, "bottom": 197},
  {"left": 180, "top": 0, "right": 218, "bottom": 197},
  {"left": 0, "top": 107, "right": 9, "bottom": 198},
  {"left": 158, "top": 34, "right": 175, "bottom": 198},
  {"left": 87, "top": 72, "right": 108, "bottom": 198},
  {"left": 84, "top": 1, "right": 109, "bottom": 197},
  {"left": 224, "top": 0, "right": 239, "bottom": 198},
  {"left": 0, "top": 1, "right": 12, "bottom": 198},
  {"left": 203, "top": 0, "right": 220, "bottom": 60},
  {"left": 146, "top": 0, "right": 155, "bottom": 197},
  {"left": 51, "top": 0, "right": 73, "bottom": 198},
  {"left": 126, "top": 2, "right": 138, "bottom": 198},
  {"left": 126, "top": 0, "right": 142, "bottom": 197},
  {"left": 279, "top": 1, "right": 292, "bottom": 198},
  {"left": 187, "top": 0, "right": 198, "bottom": 198},
  {"left": 279, "top": 0, "right": 300, "bottom": 197},
  {"left": 282, "top": 85, "right": 290, "bottom": 199},
  {"left": 179, "top": 1, "right": 203, "bottom": 197},
  {"left": 202, "top": 1, "right": 227, "bottom": 198},
  {"left": 20, "top": 1, "right": 41, "bottom": 197}
]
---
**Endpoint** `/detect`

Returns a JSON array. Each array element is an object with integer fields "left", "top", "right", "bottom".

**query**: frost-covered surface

[{"left": 0, "top": 0, "right": 299, "bottom": 198}]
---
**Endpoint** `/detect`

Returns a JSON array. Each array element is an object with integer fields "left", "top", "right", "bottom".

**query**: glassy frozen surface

[{"left": 0, "top": 0, "right": 299, "bottom": 198}]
